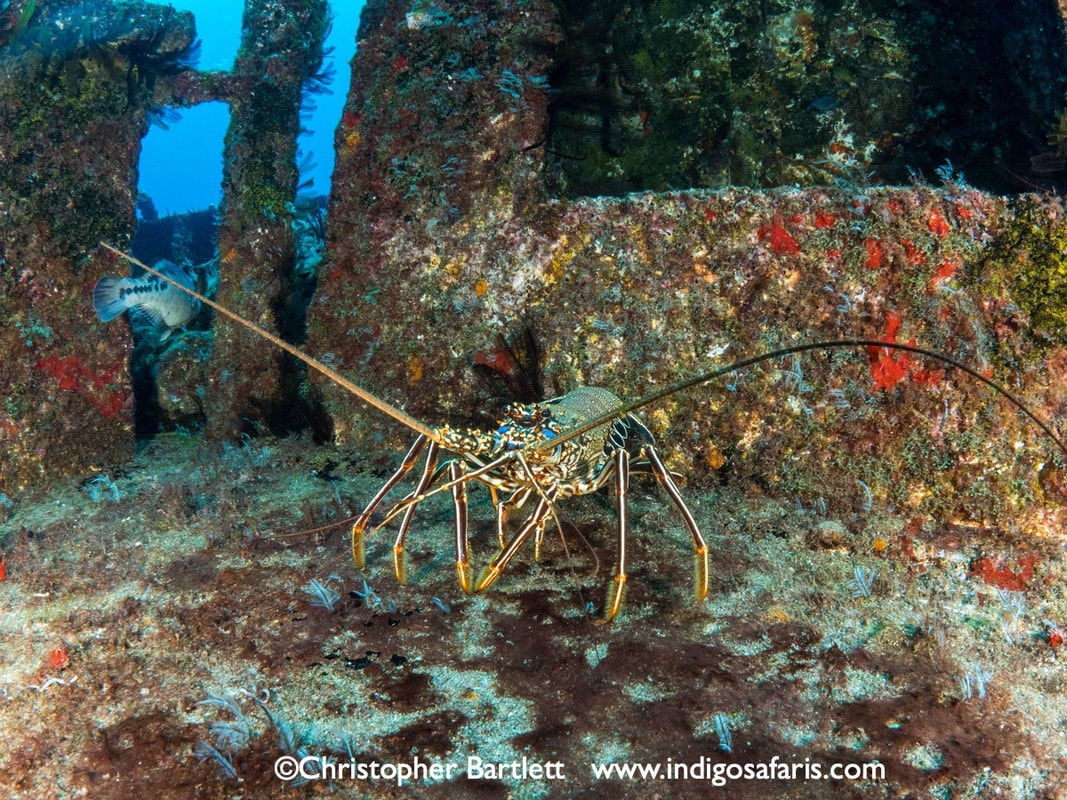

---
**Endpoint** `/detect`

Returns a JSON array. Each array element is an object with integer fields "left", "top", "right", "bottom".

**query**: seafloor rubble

[
  {"left": 2, "top": 0, "right": 1067, "bottom": 797},
  {"left": 0, "top": 432, "right": 1064, "bottom": 799}
]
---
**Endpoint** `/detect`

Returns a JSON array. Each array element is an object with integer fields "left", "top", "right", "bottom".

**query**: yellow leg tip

[
  {"left": 392, "top": 546, "right": 407, "bottom": 585},
  {"left": 456, "top": 561, "right": 472, "bottom": 593},
  {"left": 475, "top": 564, "right": 502, "bottom": 592},
  {"left": 598, "top": 573, "right": 627, "bottom": 624},
  {"left": 693, "top": 548, "right": 709, "bottom": 602},
  {"left": 351, "top": 537, "right": 366, "bottom": 569}
]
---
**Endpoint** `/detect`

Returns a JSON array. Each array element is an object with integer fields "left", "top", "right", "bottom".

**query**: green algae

[{"left": 986, "top": 198, "right": 1067, "bottom": 341}]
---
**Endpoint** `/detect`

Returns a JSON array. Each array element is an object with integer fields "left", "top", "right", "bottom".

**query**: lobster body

[
  {"left": 353, "top": 386, "right": 709, "bottom": 622},
  {"left": 440, "top": 387, "right": 629, "bottom": 492}
]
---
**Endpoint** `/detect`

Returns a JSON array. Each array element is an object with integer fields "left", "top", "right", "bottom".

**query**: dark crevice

[{"left": 545, "top": 0, "right": 1067, "bottom": 196}]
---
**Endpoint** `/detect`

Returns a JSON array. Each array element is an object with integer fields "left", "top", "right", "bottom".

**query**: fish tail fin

[{"left": 93, "top": 277, "right": 130, "bottom": 322}]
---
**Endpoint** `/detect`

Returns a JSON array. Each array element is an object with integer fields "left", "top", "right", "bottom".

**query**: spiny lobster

[{"left": 100, "top": 244, "right": 1066, "bottom": 621}]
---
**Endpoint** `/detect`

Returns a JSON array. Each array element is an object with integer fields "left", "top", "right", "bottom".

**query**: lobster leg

[
  {"left": 392, "top": 441, "right": 440, "bottom": 583},
  {"left": 475, "top": 490, "right": 555, "bottom": 591},
  {"left": 488, "top": 487, "right": 504, "bottom": 547},
  {"left": 351, "top": 435, "right": 430, "bottom": 568},
  {"left": 602, "top": 447, "right": 630, "bottom": 623},
  {"left": 641, "top": 444, "right": 709, "bottom": 604},
  {"left": 495, "top": 492, "right": 509, "bottom": 549},
  {"left": 449, "top": 461, "right": 472, "bottom": 592},
  {"left": 498, "top": 487, "right": 533, "bottom": 552}
]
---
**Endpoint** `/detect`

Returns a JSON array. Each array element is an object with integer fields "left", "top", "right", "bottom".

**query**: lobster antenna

[
  {"left": 543, "top": 340, "right": 1067, "bottom": 458},
  {"left": 99, "top": 243, "right": 439, "bottom": 441}
]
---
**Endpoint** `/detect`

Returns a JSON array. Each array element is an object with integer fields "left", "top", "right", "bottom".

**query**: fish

[
  {"left": 807, "top": 93, "right": 839, "bottom": 113},
  {"left": 92, "top": 259, "right": 200, "bottom": 340}
]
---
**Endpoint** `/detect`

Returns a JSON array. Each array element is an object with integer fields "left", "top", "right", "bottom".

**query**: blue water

[{"left": 138, "top": 0, "right": 365, "bottom": 215}]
